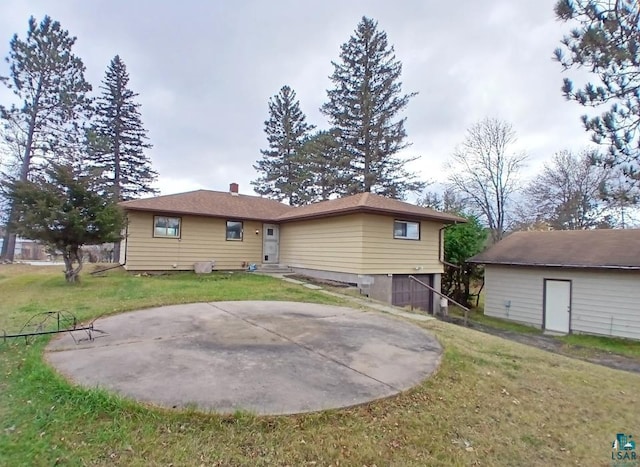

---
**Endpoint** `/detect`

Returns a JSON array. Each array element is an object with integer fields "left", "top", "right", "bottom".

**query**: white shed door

[
  {"left": 262, "top": 224, "right": 279, "bottom": 264},
  {"left": 544, "top": 279, "right": 571, "bottom": 333}
]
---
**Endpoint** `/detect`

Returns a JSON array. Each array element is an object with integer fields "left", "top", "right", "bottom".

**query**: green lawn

[
  {"left": 451, "top": 295, "right": 640, "bottom": 359},
  {"left": 450, "top": 305, "right": 543, "bottom": 334},
  {"left": 1, "top": 265, "right": 639, "bottom": 466},
  {"left": 558, "top": 333, "right": 640, "bottom": 358}
]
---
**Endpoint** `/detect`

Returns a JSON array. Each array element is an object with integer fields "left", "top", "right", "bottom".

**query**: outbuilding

[{"left": 468, "top": 229, "right": 640, "bottom": 340}]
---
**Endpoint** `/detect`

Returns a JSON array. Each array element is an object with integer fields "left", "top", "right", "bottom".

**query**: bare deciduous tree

[
  {"left": 526, "top": 149, "right": 612, "bottom": 230},
  {"left": 418, "top": 187, "right": 467, "bottom": 214},
  {"left": 446, "top": 118, "right": 526, "bottom": 243}
]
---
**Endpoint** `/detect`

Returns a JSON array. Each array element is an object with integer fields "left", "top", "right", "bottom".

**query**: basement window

[
  {"left": 226, "top": 221, "right": 243, "bottom": 241},
  {"left": 394, "top": 220, "right": 420, "bottom": 240},
  {"left": 154, "top": 216, "right": 181, "bottom": 238}
]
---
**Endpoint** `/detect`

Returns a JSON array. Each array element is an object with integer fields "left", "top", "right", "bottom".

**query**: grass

[
  {"left": 450, "top": 305, "right": 543, "bottom": 334},
  {"left": 450, "top": 293, "right": 640, "bottom": 359},
  {"left": 0, "top": 264, "right": 343, "bottom": 332},
  {"left": 558, "top": 333, "right": 640, "bottom": 358},
  {"left": 1, "top": 264, "right": 639, "bottom": 466}
]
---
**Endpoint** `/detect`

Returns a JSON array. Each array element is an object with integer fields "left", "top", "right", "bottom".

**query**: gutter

[
  {"left": 466, "top": 260, "right": 640, "bottom": 270},
  {"left": 122, "top": 207, "right": 282, "bottom": 223},
  {"left": 277, "top": 206, "right": 465, "bottom": 224}
]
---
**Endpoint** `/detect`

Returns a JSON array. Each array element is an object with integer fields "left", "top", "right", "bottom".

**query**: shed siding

[
  {"left": 484, "top": 265, "right": 640, "bottom": 340},
  {"left": 279, "top": 215, "right": 365, "bottom": 273},
  {"left": 123, "top": 211, "right": 262, "bottom": 271},
  {"left": 361, "top": 214, "right": 444, "bottom": 274},
  {"left": 484, "top": 266, "right": 544, "bottom": 327}
]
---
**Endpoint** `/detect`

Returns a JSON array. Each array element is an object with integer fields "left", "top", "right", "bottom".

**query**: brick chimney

[{"left": 229, "top": 182, "right": 239, "bottom": 195}]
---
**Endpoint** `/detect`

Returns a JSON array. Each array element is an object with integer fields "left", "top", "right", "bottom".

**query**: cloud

[{"left": 0, "top": 0, "right": 597, "bottom": 196}]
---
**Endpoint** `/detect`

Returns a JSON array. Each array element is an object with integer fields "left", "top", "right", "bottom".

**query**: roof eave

[
  {"left": 277, "top": 206, "right": 465, "bottom": 223},
  {"left": 120, "top": 206, "right": 283, "bottom": 222},
  {"left": 467, "top": 259, "right": 640, "bottom": 270}
]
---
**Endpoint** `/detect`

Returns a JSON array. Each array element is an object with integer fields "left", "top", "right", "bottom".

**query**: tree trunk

[
  {"left": 62, "top": 246, "right": 83, "bottom": 283},
  {"left": 1, "top": 228, "right": 16, "bottom": 261},
  {"left": 2, "top": 80, "right": 42, "bottom": 262}
]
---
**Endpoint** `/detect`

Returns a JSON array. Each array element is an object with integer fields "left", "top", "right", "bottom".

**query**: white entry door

[
  {"left": 262, "top": 224, "right": 279, "bottom": 264},
  {"left": 544, "top": 279, "right": 571, "bottom": 333}
]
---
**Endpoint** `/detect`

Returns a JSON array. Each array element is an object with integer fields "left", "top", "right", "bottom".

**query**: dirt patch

[
  {"left": 285, "top": 274, "right": 353, "bottom": 288},
  {"left": 443, "top": 315, "right": 640, "bottom": 374}
]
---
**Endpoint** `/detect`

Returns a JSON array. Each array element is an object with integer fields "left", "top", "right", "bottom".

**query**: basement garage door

[{"left": 392, "top": 274, "right": 434, "bottom": 313}]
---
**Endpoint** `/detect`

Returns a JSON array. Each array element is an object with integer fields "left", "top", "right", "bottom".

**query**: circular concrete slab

[{"left": 46, "top": 301, "right": 442, "bottom": 415}]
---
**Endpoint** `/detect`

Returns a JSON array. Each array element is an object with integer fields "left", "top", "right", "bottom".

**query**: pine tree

[
  {"left": 554, "top": 0, "right": 640, "bottom": 185},
  {"left": 0, "top": 16, "right": 92, "bottom": 261},
  {"left": 300, "top": 129, "right": 348, "bottom": 201},
  {"left": 321, "top": 16, "right": 424, "bottom": 199},
  {"left": 252, "top": 85, "right": 314, "bottom": 206},
  {"left": 89, "top": 55, "right": 157, "bottom": 202},
  {"left": 7, "top": 162, "right": 124, "bottom": 283}
]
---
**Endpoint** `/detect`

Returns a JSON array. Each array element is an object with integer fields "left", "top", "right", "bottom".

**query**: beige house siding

[
  {"left": 123, "top": 211, "right": 262, "bottom": 271},
  {"left": 280, "top": 213, "right": 445, "bottom": 275},
  {"left": 279, "top": 215, "right": 365, "bottom": 273},
  {"left": 484, "top": 265, "right": 640, "bottom": 340},
  {"left": 360, "top": 214, "right": 444, "bottom": 274}
]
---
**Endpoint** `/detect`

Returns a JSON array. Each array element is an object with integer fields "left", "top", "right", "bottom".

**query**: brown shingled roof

[
  {"left": 119, "top": 189, "right": 293, "bottom": 221},
  {"left": 120, "top": 190, "right": 465, "bottom": 224},
  {"left": 275, "top": 192, "right": 465, "bottom": 223},
  {"left": 468, "top": 229, "right": 640, "bottom": 269}
]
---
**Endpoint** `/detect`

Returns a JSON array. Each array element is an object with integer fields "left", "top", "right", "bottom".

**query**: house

[
  {"left": 119, "top": 183, "right": 465, "bottom": 311},
  {"left": 468, "top": 229, "right": 640, "bottom": 340}
]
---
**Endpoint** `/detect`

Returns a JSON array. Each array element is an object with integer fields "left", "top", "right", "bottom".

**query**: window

[
  {"left": 226, "top": 221, "right": 243, "bottom": 240},
  {"left": 154, "top": 216, "right": 181, "bottom": 238},
  {"left": 394, "top": 220, "right": 420, "bottom": 240}
]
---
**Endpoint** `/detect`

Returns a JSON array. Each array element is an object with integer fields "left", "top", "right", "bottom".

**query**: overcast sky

[{"left": 0, "top": 0, "right": 596, "bottom": 198}]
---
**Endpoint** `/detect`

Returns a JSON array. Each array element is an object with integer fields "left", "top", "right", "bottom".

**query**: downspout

[
  {"left": 122, "top": 218, "right": 128, "bottom": 267},
  {"left": 438, "top": 222, "right": 458, "bottom": 266}
]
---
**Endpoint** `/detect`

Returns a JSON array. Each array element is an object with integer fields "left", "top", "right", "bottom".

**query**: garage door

[{"left": 392, "top": 274, "right": 433, "bottom": 312}]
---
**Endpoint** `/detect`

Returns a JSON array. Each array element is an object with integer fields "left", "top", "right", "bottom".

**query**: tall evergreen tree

[
  {"left": 89, "top": 55, "right": 157, "bottom": 201},
  {"left": 0, "top": 16, "right": 92, "bottom": 261},
  {"left": 299, "top": 129, "right": 349, "bottom": 202},
  {"left": 88, "top": 56, "right": 156, "bottom": 262},
  {"left": 321, "top": 16, "right": 424, "bottom": 199},
  {"left": 252, "top": 85, "right": 314, "bottom": 206}
]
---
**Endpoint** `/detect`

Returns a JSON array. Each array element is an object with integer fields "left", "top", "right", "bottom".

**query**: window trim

[
  {"left": 393, "top": 219, "right": 421, "bottom": 240},
  {"left": 226, "top": 220, "right": 244, "bottom": 241},
  {"left": 153, "top": 215, "right": 181, "bottom": 238}
]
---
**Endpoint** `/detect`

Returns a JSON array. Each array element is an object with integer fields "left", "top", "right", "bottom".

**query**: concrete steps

[{"left": 256, "top": 264, "right": 293, "bottom": 274}]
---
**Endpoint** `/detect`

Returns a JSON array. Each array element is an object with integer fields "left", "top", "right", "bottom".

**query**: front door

[
  {"left": 544, "top": 279, "right": 571, "bottom": 333},
  {"left": 262, "top": 224, "right": 279, "bottom": 264}
]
